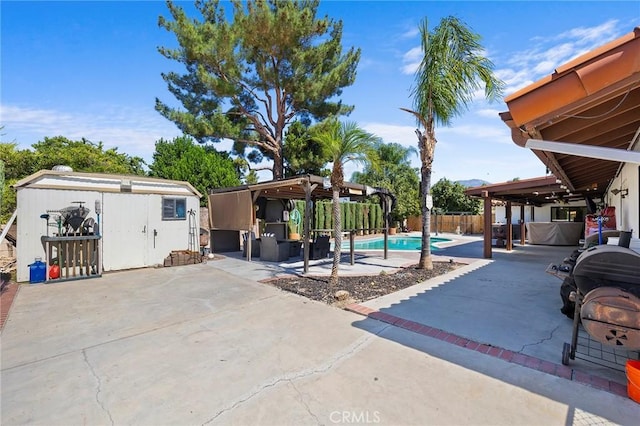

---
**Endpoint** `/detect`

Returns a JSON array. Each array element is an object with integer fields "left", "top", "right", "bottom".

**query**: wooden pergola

[
  {"left": 208, "top": 175, "right": 395, "bottom": 273},
  {"left": 465, "top": 175, "right": 569, "bottom": 258}
]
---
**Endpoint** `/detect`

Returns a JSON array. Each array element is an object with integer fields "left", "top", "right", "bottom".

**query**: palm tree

[
  {"left": 401, "top": 16, "right": 503, "bottom": 269},
  {"left": 312, "top": 118, "right": 380, "bottom": 290},
  {"left": 352, "top": 142, "right": 420, "bottom": 227}
]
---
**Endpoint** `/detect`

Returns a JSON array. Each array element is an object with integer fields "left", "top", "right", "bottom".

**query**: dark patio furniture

[
  {"left": 286, "top": 240, "right": 302, "bottom": 257},
  {"left": 310, "top": 235, "right": 330, "bottom": 260},
  {"left": 242, "top": 232, "right": 260, "bottom": 258},
  {"left": 259, "top": 235, "right": 290, "bottom": 262}
]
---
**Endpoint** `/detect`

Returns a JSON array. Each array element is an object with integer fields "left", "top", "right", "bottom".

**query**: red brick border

[
  {"left": 1, "top": 283, "right": 20, "bottom": 330},
  {"left": 345, "top": 303, "right": 628, "bottom": 398}
]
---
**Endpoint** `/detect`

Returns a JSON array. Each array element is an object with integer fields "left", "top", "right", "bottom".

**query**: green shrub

[{"left": 363, "top": 204, "right": 370, "bottom": 234}]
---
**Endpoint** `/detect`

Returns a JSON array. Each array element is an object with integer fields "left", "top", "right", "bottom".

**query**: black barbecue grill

[{"left": 562, "top": 244, "right": 640, "bottom": 366}]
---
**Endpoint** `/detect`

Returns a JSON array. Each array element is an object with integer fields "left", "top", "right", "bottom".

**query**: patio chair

[
  {"left": 242, "top": 231, "right": 260, "bottom": 258},
  {"left": 310, "top": 235, "right": 330, "bottom": 260},
  {"left": 259, "top": 235, "right": 290, "bottom": 262}
]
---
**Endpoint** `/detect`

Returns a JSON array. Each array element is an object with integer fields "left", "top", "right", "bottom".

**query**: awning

[
  {"left": 465, "top": 175, "right": 569, "bottom": 206},
  {"left": 499, "top": 27, "right": 640, "bottom": 196}
]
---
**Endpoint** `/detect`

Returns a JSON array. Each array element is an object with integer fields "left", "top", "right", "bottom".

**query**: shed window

[{"left": 163, "top": 198, "right": 186, "bottom": 220}]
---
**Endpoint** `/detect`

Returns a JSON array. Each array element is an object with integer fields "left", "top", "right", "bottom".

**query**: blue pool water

[{"left": 341, "top": 236, "right": 450, "bottom": 251}]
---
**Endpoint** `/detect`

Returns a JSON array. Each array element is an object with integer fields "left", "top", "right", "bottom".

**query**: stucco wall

[{"left": 608, "top": 162, "right": 639, "bottom": 239}]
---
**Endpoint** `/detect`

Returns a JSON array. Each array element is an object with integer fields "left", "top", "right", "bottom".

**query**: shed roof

[
  {"left": 13, "top": 170, "right": 202, "bottom": 198},
  {"left": 499, "top": 27, "right": 640, "bottom": 196}
]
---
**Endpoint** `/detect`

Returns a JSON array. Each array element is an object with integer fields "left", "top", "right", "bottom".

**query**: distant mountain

[{"left": 456, "top": 179, "right": 491, "bottom": 188}]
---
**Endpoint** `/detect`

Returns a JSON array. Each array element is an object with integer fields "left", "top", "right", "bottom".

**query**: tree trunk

[
  {"left": 418, "top": 125, "right": 435, "bottom": 270},
  {"left": 329, "top": 186, "right": 341, "bottom": 290},
  {"left": 272, "top": 149, "right": 284, "bottom": 180},
  {"left": 418, "top": 163, "right": 433, "bottom": 269},
  {"left": 400, "top": 108, "right": 435, "bottom": 270}
]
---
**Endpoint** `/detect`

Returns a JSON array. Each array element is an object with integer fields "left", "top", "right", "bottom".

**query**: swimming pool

[{"left": 341, "top": 235, "right": 451, "bottom": 251}]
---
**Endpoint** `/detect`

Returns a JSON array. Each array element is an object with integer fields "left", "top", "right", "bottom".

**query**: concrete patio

[
  {"left": 1, "top": 234, "right": 639, "bottom": 425},
  {"left": 215, "top": 233, "right": 639, "bottom": 386}
]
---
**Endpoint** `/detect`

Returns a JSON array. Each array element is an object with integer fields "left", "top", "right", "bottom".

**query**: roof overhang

[
  {"left": 12, "top": 169, "right": 203, "bottom": 198},
  {"left": 209, "top": 174, "right": 393, "bottom": 202},
  {"left": 465, "top": 175, "right": 574, "bottom": 206},
  {"left": 500, "top": 27, "right": 640, "bottom": 197}
]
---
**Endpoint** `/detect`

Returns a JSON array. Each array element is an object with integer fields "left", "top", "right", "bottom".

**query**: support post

[
  {"left": 383, "top": 196, "right": 389, "bottom": 260},
  {"left": 520, "top": 204, "right": 526, "bottom": 246},
  {"left": 302, "top": 181, "right": 316, "bottom": 273},
  {"left": 506, "top": 201, "right": 513, "bottom": 251},
  {"left": 350, "top": 231, "right": 355, "bottom": 265},
  {"left": 482, "top": 191, "right": 492, "bottom": 259}
]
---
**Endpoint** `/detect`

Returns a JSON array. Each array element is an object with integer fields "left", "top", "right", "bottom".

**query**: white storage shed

[{"left": 12, "top": 169, "right": 202, "bottom": 282}]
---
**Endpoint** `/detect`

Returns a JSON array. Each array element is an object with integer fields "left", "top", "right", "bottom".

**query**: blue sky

[{"left": 2, "top": 1, "right": 639, "bottom": 184}]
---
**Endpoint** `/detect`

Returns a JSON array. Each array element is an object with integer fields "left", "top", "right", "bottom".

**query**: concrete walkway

[{"left": 1, "top": 236, "right": 639, "bottom": 425}]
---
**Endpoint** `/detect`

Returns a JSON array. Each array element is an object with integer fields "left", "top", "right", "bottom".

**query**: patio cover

[
  {"left": 465, "top": 175, "right": 577, "bottom": 255},
  {"left": 499, "top": 27, "right": 640, "bottom": 197},
  {"left": 208, "top": 174, "right": 389, "bottom": 202},
  {"left": 471, "top": 27, "right": 640, "bottom": 258},
  {"left": 207, "top": 175, "right": 394, "bottom": 272},
  {"left": 465, "top": 175, "right": 567, "bottom": 207}
]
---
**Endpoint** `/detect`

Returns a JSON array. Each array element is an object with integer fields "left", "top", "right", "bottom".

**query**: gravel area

[{"left": 268, "top": 261, "right": 463, "bottom": 306}]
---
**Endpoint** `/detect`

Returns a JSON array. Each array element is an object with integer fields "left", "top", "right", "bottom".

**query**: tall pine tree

[{"left": 157, "top": 0, "right": 360, "bottom": 179}]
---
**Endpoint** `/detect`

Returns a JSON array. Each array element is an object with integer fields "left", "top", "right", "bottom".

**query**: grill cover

[{"left": 573, "top": 245, "right": 640, "bottom": 297}]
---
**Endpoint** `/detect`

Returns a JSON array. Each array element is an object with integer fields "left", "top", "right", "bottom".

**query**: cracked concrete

[
  {"left": 2, "top": 242, "right": 639, "bottom": 425},
  {"left": 83, "top": 349, "right": 115, "bottom": 426},
  {"left": 358, "top": 242, "right": 632, "bottom": 385},
  {"left": 290, "top": 380, "right": 321, "bottom": 425},
  {"left": 202, "top": 331, "right": 384, "bottom": 424},
  {"left": 519, "top": 324, "right": 562, "bottom": 353}
]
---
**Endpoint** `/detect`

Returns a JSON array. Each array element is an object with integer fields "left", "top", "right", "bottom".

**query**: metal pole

[
  {"left": 482, "top": 191, "right": 492, "bottom": 259},
  {"left": 350, "top": 231, "right": 355, "bottom": 265},
  {"left": 383, "top": 196, "right": 388, "bottom": 260},
  {"left": 434, "top": 209, "right": 438, "bottom": 235}
]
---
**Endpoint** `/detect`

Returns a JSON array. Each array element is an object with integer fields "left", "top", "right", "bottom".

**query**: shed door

[{"left": 102, "top": 193, "right": 149, "bottom": 270}]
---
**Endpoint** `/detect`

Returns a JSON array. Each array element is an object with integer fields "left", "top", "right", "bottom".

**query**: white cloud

[
  {"left": 558, "top": 19, "right": 619, "bottom": 45},
  {"left": 497, "top": 19, "right": 627, "bottom": 95},
  {"left": 401, "top": 46, "right": 422, "bottom": 75},
  {"left": 1, "top": 103, "right": 181, "bottom": 161},
  {"left": 494, "top": 68, "right": 534, "bottom": 95},
  {"left": 356, "top": 56, "right": 377, "bottom": 71},
  {"left": 362, "top": 122, "right": 418, "bottom": 147},
  {"left": 532, "top": 60, "right": 556, "bottom": 75},
  {"left": 400, "top": 26, "right": 419, "bottom": 39},
  {"left": 399, "top": 20, "right": 627, "bottom": 103},
  {"left": 475, "top": 108, "right": 503, "bottom": 119},
  {"left": 439, "top": 123, "right": 510, "bottom": 142}
]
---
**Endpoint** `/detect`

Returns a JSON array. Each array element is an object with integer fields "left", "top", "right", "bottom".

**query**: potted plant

[
  {"left": 389, "top": 220, "right": 399, "bottom": 235},
  {"left": 288, "top": 208, "right": 302, "bottom": 240},
  {"left": 389, "top": 210, "right": 403, "bottom": 235}
]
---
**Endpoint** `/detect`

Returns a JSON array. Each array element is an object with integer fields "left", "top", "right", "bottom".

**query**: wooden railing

[{"left": 41, "top": 235, "right": 102, "bottom": 282}]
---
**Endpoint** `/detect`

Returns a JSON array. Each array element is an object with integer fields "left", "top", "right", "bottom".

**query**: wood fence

[{"left": 407, "top": 214, "right": 492, "bottom": 234}]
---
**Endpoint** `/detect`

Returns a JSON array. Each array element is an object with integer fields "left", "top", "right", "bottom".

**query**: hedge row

[{"left": 291, "top": 201, "right": 383, "bottom": 236}]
